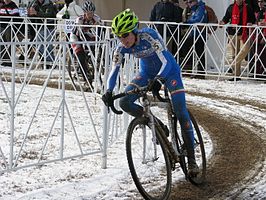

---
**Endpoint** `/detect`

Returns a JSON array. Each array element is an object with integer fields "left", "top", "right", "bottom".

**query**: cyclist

[
  {"left": 69, "top": 0, "right": 103, "bottom": 82},
  {"left": 102, "top": 9, "right": 199, "bottom": 176}
]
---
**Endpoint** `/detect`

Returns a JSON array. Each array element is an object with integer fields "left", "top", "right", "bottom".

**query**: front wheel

[{"left": 126, "top": 117, "right": 172, "bottom": 200}]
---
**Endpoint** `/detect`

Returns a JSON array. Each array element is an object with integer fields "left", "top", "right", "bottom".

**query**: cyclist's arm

[
  {"left": 107, "top": 46, "right": 124, "bottom": 91},
  {"left": 156, "top": 50, "right": 171, "bottom": 78},
  {"left": 93, "top": 14, "right": 104, "bottom": 26},
  {"left": 84, "top": 14, "right": 104, "bottom": 40},
  {"left": 70, "top": 16, "right": 83, "bottom": 41},
  {"left": 148, "top": 29, "right": 171, "bottom": 78},
  {"left": 69, "top": 17, "right": 85, "bottom": 54}
]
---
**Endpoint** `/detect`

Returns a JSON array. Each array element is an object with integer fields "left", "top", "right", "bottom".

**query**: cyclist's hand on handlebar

[
  {"left": 102, "top": 90, "right": 113, "bottom": 110},
  {"left": 148, "top": 76, "right": 165, "bottom": 95}
]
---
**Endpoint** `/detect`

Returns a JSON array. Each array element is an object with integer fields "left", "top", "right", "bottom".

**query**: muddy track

[
  {"left": 187, "top": 91, "right": 266, "bottom": 111},
  {"left": 169, "top": 93, "right": 266, "bottom": 199}
]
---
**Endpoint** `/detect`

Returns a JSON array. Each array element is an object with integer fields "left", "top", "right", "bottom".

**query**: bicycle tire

[
  {"left": 126, "top": 117, "right": 172, "bottom": 200},
  {"left": 172, "top": 116, "right": 188, "bottom": 175}
]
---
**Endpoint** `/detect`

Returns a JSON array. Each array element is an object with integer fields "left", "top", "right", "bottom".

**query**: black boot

[{"left": 182, "top": 130, "right": 199, "bottom": 176}]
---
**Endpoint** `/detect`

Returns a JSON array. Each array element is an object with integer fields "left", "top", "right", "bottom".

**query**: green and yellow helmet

[{"left": 111, "top": 9, "right": 139, "bottom": 37}]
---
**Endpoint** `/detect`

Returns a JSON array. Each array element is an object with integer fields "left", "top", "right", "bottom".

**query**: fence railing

[
  {"left": 1, "top": 16, "right": 266, "bottom": 79},
  {"left": 0, "top": 17, "right": 265, "bottom": 173}
]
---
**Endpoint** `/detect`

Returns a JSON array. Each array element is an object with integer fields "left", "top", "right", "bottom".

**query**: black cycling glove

[
  {"left": 148, "top": 76, "right": 165, "bottom": 94},
  {"left": 102, "top": 90, "right": 113, "bottom": 108}
]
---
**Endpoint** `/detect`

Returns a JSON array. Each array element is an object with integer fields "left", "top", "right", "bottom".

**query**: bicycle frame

[
  {"left": 148, "top": 95, "right": 183, "bottom": 168},
  {"left": 151, "top": 89, "right": 182, "bottom": 156}
]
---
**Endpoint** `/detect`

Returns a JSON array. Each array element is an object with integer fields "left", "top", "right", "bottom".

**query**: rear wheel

[
  {"left": 126, "top": 117, "right": 172, "bottom": 200},
  {"left": 188, "top": 110, "right": 206, "bottom": 185}
]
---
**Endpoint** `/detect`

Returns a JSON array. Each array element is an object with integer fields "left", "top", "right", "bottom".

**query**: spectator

[
  {"left": 56, "top": 0, "right": 83, "bottom": 20},
  {"left": 70, "top": 0, "right": 103, "bottom": 83},
  {"left": 185, "top": 0, "right": 208, "bottom": 79},
  {"left": 256, "top": 0, "right": 266, "bottom": 20},
  {"left": 53, "top": 0, "right": 64, "bottom": 12},
  {"left": 170, "top": 0, "right": 183, "bottom": 56},
  {"left": 179, "top": 0, "right": 192, "bottom": 69},
  {"left": 171, "top": 0, "right": 183, "bottom": 15},
  {"left": 56, "top": 0, "right": 83, "bottom": 41},
  {"left": 180, "top": 0, "right": 192, "bottom": 70},
  {"left": 219, "top": 0, "right": 256, "bottom": 81},
  {"left": 27, "top": 0, "right": 57, "bottom": 69},
  {"left": 250, "top": 0, "right": 266, "bottom": 79},
  {"left": 0, "top": 0, "right": 20, "bottom": 67},
  {"left": 245, "top": 0, "right": 260, "bottom": 14},
  {"left": 150, "top": 0, "right": 182, "bottom": 53},
  {"left": 182, "top": 0, "right": 192, "bottom": 23}
]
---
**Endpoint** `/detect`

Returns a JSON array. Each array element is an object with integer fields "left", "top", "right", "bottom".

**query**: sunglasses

[
  {"left": 187, "top": 1, "right": 193, "bottom": 3},
  {"left": 117, "top": 32, "right": 130, "bottom": 39}
]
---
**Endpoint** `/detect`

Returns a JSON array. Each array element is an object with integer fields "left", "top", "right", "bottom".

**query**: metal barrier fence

[
  {"left": 0, "top": 17, "right": 117, "bottom": 173},
  {"left": 0, "top": 17, "right": 265, "bottom": 173},
  {"left": 103, "top": 19, "right": 266, "bottom": 80},
  {"left": 144, "top": 21, "right": 266, "bottom": 81}
]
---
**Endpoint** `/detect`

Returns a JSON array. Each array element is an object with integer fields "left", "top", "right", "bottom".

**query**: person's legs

[
  {"left": 181, "top": 35, "right": 193, "bottom": 71},
  {"left": 229, "top": 35, "right": 239, "bottom": 74},
  {"left": 28, "top": 24, "right": 37, "bottom": 58},
  {"left": 255, "top": 41, "right": 266, "bottom": 77},
  {"left": 235, "top": 37, "right": 250, "bottom": 76},
  {"left": 37, "top": 27, "right": 55, "bottom": 67},
  {"left": 119, "top": 73, "right": 148, "bottom": 117},
  {"left": 195, "top": 34, "right": 206, "bottom": 73},
  {"left": 36, "top": 27, "right": 44, "bottom": 59},
  {"left": 76, "top": 49, "right": 90, "bottom": 81},
  {"left": 46, "top": 28, "right": 55, "bottom": 63},
  {"left": 71, "top": 34, "right": 91, "bottom": 80},
  {"left": 1, "top": 27, "right": 12, "bottom": 65},
  {"left": 165, "top": 71, "right": 198, "bottom": 174}
]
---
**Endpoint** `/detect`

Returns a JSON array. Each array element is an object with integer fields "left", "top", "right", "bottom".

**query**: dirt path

[{"left": 170, "top": 93, "right": 266, "bottom": 200}]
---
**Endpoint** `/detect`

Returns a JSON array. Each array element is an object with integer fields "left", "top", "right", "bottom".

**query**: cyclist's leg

[
  {"left": 71, "top": 34, "right": 90, "bottom": 80},
  {"left": 165, "top": 70, "right": 199, "bottom": 174},
  {"left": 119, "top": 73, "right": 148, "bottom": 117},
  {"left": 76, "top": 49, "right": 90, "bottom": 80}
]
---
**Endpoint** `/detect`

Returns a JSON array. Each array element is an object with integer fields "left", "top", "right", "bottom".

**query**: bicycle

[{"left": 109, "top": 84, "right": 206, "bottom": 200}]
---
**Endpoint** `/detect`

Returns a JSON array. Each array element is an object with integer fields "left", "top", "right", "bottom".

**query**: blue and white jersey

[{"left": 107, "top": 27, "right": 179, "bottom": 91}]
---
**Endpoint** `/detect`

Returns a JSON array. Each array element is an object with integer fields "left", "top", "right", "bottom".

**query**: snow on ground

[{"left": 0, "top": 78, "right": 265, "bottom": 200}]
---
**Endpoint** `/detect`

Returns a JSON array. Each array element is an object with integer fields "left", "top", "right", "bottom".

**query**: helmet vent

[
  {"left": 115, "top": 17, "right": 119, "bottom": 26},
  {"left": 124, "top": 15, "right": 131, "bottom": 21},
  {"left": 125, "top": 21, "right": 133, "bottom": 29}
]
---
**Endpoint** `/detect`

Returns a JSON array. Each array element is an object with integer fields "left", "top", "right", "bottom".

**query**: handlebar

[
  {"left": 109, "top": 92, "right": 126, "bottom": 115},
  {"left": 110, "top": 86, "right": 149, "bottom": 115},
  {"left": 109, "top": 84, "right": 169, "bottom": 115}
]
